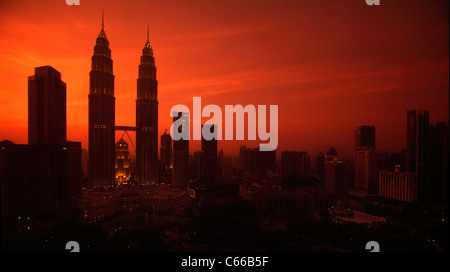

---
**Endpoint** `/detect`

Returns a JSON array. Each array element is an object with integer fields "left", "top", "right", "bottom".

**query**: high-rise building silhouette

[
  {"left": 160, "top": 129, "right": 172, "bottom": 172},
  {"left": 2, "top": 65, "right": 82, "bottom": 221},
  {"left": 281, "top": 151, "right": 311, "bottom": 187},
  {"left": 326, "top": 147, "right": 338, "bottom": 161},
  {"left": 354, "top": 125, "right": 375, "bottom": 150},
  {"left": 354, "top": 146, "right": 377, "bottom": 194},
  {"left": 193, "top": 150, "right": 204, "bottom": 180},
  {"left": 406, "top": 109, "right": 429, "bottom": 202},
  {"left": 429, "top": 122, "right": 449, "bottom": 204},
  {"left": 173, "top": 112, "right": 189, "bottom": 189},
  {"left": 354, "top": 125, "right": 377, "bottom": 194},
  {"left": 66, "top": 141, "right": 83, "bottom": 197},
  {"left": 88, "top": 14, "right": 116, "bottom": 188},
  {"left": 315, "top": 152, "right": 325, "bottom": 180},
  {"left": 240, "top": 146, "right": 276, "bottom": 181},
  {"left": 115, "top": 138, "right": 130, "bottom": 184},
  {"left": 136, "top": 25, "right": 158, "bottom": 185},
  {"left": 28, "top": 66, "right": 66, "bottom": 145},
  {"left": 160, "top": 129, "right": 173, "bottom": 184},
  {"left": 201, "top": 124, "right": 218, "bottom": 182},
  {"left": 324, "top": 159, "right": 346, "bottom": 193}
]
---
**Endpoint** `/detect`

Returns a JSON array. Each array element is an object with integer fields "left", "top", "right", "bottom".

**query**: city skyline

[
  {"left": 0, "top": 0, "right": 448, "bottom": 157},
  {"left": 1, "top": 0, "right": 448, "bottom": 253}
]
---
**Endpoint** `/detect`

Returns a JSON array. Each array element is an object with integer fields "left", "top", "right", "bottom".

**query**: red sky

[{"left": 0, "top": 0, "right": 448, "bottom": 158}]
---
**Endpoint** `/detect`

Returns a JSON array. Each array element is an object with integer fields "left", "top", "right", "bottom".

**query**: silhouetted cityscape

[{"left": 1, "top": 12, "right": 448, "bottom": 253}]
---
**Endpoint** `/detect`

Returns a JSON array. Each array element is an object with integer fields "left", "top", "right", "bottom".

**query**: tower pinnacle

[
  {"left": 144, "top": 23, "right": 153, "bottom": 53},
  {"left": 98, "top": 10, "right": 107, "bottom": 39}
]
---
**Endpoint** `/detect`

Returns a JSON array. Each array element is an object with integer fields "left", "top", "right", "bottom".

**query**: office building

[
  {"left": 201, "top": 124, "right": 218, "bottom": 181},
  {"left": 324, "top": 159, "right": 347, "bottom": 193},
  {"left": 28, "top": 66, "right": 66, "bottom": 145},
  {"left": 354, "top": 146, "right": 377, "bottom": 194},
  {"left": 354, "top": 125, "right": 375, "bottom": 150},
  {"left": 173, "top": 112, "right": 189, "bottom": 189},
  {"left": 379, "top": 168, "right": 418, "bottom": 203}
]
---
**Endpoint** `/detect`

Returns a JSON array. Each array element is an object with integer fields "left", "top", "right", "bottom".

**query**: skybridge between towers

[{"left": 115, "top": 126, "right": 136, "bottom": 152}]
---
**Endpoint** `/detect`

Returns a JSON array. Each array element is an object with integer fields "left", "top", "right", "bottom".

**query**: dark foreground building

[{"left": 0, "top": 140, "right": 82, "bottom": 221}]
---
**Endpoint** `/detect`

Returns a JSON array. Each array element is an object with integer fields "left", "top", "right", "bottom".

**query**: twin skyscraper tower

[{"left": 89, "top": 14, "right": 158, "bottom": 187}]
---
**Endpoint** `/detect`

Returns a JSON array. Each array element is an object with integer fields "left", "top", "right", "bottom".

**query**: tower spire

[
  {"left": 143, "top": 23, "right": 153, "bottom": 53},
  {"left": 98, "top": 10, "right": 107, "bottom": 39}
]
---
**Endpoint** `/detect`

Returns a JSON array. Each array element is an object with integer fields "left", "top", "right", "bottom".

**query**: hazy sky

[{"left": 0, "top": 0, "right": 448, "bottom": 158}]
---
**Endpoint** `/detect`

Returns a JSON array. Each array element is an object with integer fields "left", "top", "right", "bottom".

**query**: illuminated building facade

[{"left": 115, "top": 138, "right": 130, "bottom": 184}]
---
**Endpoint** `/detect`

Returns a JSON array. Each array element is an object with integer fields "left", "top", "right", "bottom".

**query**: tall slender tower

[
  {"left": 173, "top": 112, "right": 189, "bottom": 189},
  {"left": 88, "top": 12, "right": 115, "bottom": 187},
  {"left": 201, "top": 124, "right": 218, "bottom": 182},
  {"left": 161, "top": 129, "right": 172, "bottom": 172},
  {"left": 406, "top": 109, "right": 430, "bottom": 202},
  {"left": 136, "top": 24, "right": 158, "bottom": 185}
]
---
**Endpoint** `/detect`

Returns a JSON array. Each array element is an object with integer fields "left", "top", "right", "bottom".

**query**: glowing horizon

[{"left": 0, "top": 0, "right": 448, "bottom": 158}]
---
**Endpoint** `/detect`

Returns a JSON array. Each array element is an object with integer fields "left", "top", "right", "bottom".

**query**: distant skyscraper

[
  {"left": 115, "top": 138, "right": 130, "bottom": 184},
  {"left": 173, "top": 112, "right": 189, "bottom": 189},
  {"left": 406, "top": 109, "right": 429, "bottom": 202},
  {"left": 136, "top": 25, "right": 158, "bottom": 185},
  {"left": 354, "top": 146, "right": 377, "bottom": 194},
  {"left": 160, "top": 129, "right": 172, "bottom": 172},
  {"left": 406, "top": 109, "right": 429, "bottom": 172},
  {"left": 324, "top": 159, "right": 346, "bottom": 193},
  {"left": 281, "top": 151, "right": 311, "bottom": 187},
  {"left": 326, "top": 147, "right": 338, "bottom": 161},
  {"left": 429, "top": 122, "right": 449, "bottom": 204},
  {"left": 315, "top": 152, "right": 325, "bottom": 180},
  {"left": 88, "top": 14, "right": 116, "bottom": 187},
  {"left": 240, "top": 146, "right": 276, "bottom": 181},
  {"left": 201, "top": 124, "right": 218, "bottom": 182},
  {"left": 193, "top": 150, "right": 204, "bottom": 180},
  {"left": 354, "top": 125, "right": 377, "bottom": 195},
  {"left": 354, "top": 125, "right": 375, "bottom": 150},
  {"left": 28, "top": 66, "right": 66, "bottom": 145}
]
